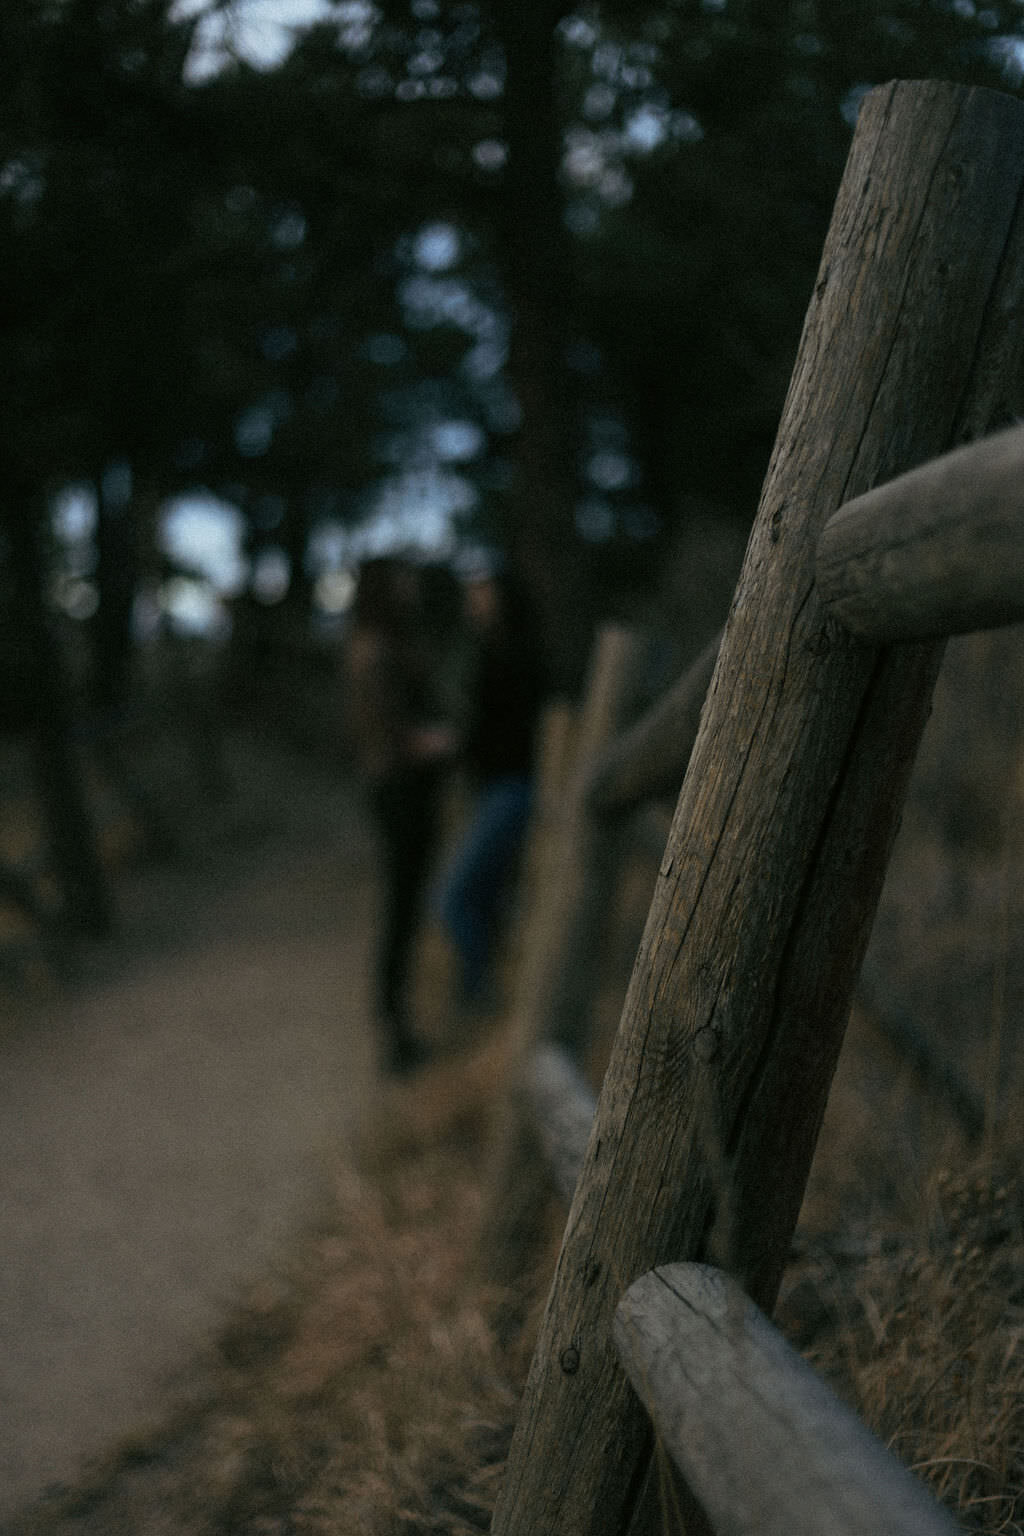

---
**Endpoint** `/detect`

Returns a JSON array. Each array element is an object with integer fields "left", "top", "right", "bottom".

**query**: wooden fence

[{"left": 486, "top": 78, "right": 1024, "bottom": 1536}]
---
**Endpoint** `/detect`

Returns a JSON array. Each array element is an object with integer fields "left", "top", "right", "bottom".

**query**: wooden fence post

[
  {"left": 491, "top": 80, "right": 1024, "bottom": 1536},
  {"left": 509, "top": 623, "right": 641, "bottom": 1055},
  {"left": 478, "top": 624, "right": 640, "bottom": 1288}
]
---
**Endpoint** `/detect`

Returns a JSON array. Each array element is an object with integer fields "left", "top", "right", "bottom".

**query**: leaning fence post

[
  {"left": 492, "top": 80, "right": 1024, "bottom": 1536},
  {"left": 498, "top": 623, "right": 641, "bottom": 1065},
  {"left": 477, "top": 624, "right": 640, "bottom": 1288}
]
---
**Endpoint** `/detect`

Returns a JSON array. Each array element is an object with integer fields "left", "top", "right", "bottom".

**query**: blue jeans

[{"left": 437, "top": 775, "right": 533, "bottom": 1005}]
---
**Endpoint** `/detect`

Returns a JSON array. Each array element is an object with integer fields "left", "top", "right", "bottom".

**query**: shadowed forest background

[
  {"left": 2, "top": 3, "right": 1023, "bottom": 1533},
  {"left": 3, "top": 0, "right": 1024, "bottom": 937}
]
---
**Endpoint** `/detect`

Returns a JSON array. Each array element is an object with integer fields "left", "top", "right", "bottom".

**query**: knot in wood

[
  {"left": 559, "top": 1345, "right": 581, "bottom": 1375},
  {"left": 692, "top": 1022, "right": 721, "bottom": 1063},
  {"left": 803, "top": 615, "right": 844, "bottom": 656}
]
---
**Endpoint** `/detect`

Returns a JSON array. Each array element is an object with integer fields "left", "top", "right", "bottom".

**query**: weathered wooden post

[
  {"left": 478, "top": 624, "right": 640, "bottom": 1288},
  {"left": 507, "top": 623, "right": 641, "bottom": 1056},
  {"left": 492, "top": 80, "right": 1024, "bottom": 1536}
]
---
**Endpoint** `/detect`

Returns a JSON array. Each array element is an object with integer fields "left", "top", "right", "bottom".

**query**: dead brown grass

[
  {"left": 11, "top": 627, "right": 1023, "bottom": 1536},
  {"left": 780, "top": 1144, "right": 1024, "bottom": 1534},
  {"left": 16, "top": 1029, "right": 1022, "bottom": 1536}
]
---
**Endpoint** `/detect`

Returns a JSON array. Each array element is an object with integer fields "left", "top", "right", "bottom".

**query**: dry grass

[
  {"left": 10, "top": 628, "right": 1024, "bottom": 1535},
  {"left": 16, "top": 1035, "right": 1022, "bottom": 1536},
  {"left": 781, "top": 1143, "right": 1024, "bottom": 1533},
  {"left": 861, "top": 1163, "right": 1023, "bottom": 1531}
]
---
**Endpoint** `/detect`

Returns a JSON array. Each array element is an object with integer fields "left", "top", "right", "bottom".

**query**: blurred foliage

[{"left": 0, "top": 0, "right": 1021, "bottom": 674}]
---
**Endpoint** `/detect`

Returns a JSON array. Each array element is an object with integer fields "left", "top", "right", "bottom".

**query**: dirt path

[{"left": 0, "top": 752, "right": 382, "bottom": 1523}]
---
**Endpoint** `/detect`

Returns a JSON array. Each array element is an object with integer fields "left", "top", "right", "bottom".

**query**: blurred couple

[{"left": 343, "top": 551, "right": 547, "bottom": 1074}]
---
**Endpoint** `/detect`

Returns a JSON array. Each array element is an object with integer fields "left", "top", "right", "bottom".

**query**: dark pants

[{"left": 369, "top": 768, "right": 441, "bottom": 1047}]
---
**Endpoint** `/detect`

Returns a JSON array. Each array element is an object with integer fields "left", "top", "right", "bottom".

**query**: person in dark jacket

[
  {"left": 436, "top": 562, "right": 547, "bottom": 1011},
  {"left": 344, "top": 555, "right": 455, "bottom": 1072}
]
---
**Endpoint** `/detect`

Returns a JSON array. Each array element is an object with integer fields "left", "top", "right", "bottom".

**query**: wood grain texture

[
  {"left": 817, "top": 423, "right": 1024, "bottom": 640},
  {"left": 492, "top": 81, "right": 1024, "bottom": 1536},
  {"left": 614, "top": 1264, "right": 962, "bottom": 1536}
]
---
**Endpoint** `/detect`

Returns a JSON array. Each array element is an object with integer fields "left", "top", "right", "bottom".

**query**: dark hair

[
  {"left": 490, "top": 566, "right": 538, "bottom": 642},
  {"left": 351, "top": 556, "right": 410, "bottom": 630},
  {"left": 419, "top": 559, "right": 463, "bottom": 640}
]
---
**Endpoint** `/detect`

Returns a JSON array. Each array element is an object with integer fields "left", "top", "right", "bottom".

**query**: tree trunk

[
  {"left": 92, "top": 475, "right": 138, "bottom": 713},
  {"left": 491, "top": 80, "right": 1024, "bottom": 1536},
  {"left": 494, "top": 0, "right": 593, "bottom": 693},
  {"left": 3, "top": 500, "right": 114, "bottom": 938}
]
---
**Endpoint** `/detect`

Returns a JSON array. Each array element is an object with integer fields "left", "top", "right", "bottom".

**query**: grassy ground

[
  {"left": 4, "top": 627, "right": 1022, "bottom": 1536},
  {"left": 9, "top": 1042, "right": 1020, "bottom": 1535}
]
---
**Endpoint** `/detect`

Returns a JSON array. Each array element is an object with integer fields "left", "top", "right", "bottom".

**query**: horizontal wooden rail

[
  {"left": 525, "top": 1044, "right": 597, "bottom": 1204},
  {"left": 592, "top": 423, "right": 1024, "bottom": 823},
  {"left": 584, "top": 633, "right": 720, "bottom": 819},
  {"left": 614, "top": 1263, "right": 962, "bottom": 1536},
  {"left": 816, "top": 423, "right": 1024, "bottom": 641},
  {"left": 856, "top": 962, "right": 985, "bottom": 1145}
]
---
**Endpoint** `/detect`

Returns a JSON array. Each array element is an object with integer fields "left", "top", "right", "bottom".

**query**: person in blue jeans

[{"left": 437, "top": 562, "right": 548, "bottom": 1011}]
